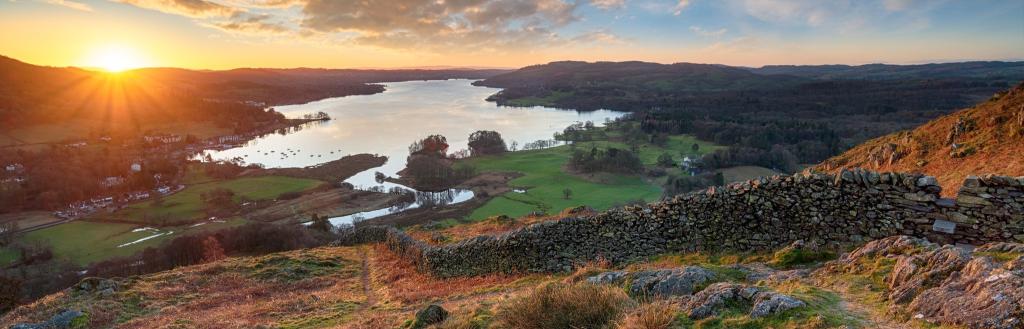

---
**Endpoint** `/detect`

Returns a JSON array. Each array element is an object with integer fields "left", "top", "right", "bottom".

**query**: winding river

[{"left": 199, "top": 79, "right": 625, "bottom": 225}]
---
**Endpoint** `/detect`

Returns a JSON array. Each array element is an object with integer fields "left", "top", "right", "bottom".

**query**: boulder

[
  {"left": 586, "top": 271, "right": 627, "bottom": 285},
  {"left": 681, "top": 282, "right": 804, "bottom": 320},
  {"left": 411, "top": 304, "right": 448, "bottom": 329},
  {"left": 628, "top": 267, "right": 716, "bottom": 298}
]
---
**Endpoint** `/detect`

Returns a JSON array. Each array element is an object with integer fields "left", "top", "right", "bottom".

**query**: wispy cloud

[
  {"left": 590, "top": 0, "right": 625, "bottom": 10},
  {"left": 115, "top": 0, "right": 238, "bottom": 17},
  {"left": 690, "top": 26, "right": 727, "bottom": 38},
  {"left": 43, "top": 0, "right": 92, "bottom": 12}
]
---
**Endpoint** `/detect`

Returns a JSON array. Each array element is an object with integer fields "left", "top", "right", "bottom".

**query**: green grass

[
  {"left": 109, "top": 175, "right": 322, "bottom": 224},
  {"left": 0, "top": 247, "right": 19, "bottom": 265},
  {"left": 465, "top": 133, "right": 722, "bottom": 220},
  {"left": 23, "top": 218, "right": 248, "bottom": 265},
  {"left": 465, "top": 146, "right": 662, "bottom": 220},
  {"left": 504, "top": 90, "right": 573, "bottom": 107}
]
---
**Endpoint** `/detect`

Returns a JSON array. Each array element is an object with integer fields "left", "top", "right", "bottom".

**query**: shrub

[
  {"left": 617, "top": 301, "right": 677, "bottom": 329},
  {"left": 495, "top": 283, "right": 633, "bottom": 329},
  {"left": 770, "top": 245, "right": 836, "bottom": 269}
]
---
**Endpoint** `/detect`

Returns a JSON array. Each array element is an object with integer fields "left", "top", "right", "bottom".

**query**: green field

[
  {"left": 107, "top": 175, "right": 323, "bottom": 224},
  {"left": 464, "top": 132, "right": 723, "bottom": 220},
  {"left": 467, "top": 147, "right": 662, "bottom": 219},
  {"left": 24, "top": 218, "right": 247, "bottom": 265}
]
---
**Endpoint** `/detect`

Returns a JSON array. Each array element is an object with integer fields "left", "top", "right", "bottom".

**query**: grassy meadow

[
  {"left": 465, "top": 132, "right": 723, "bottom": 220},
  {"left": 108, "top": 175, "right": 323, "bottom": 225},
  {"left": 24, "top": 218, "right": 247, "bottom": 265}
]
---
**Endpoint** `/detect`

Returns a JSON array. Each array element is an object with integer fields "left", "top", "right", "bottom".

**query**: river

[{"left": 199, "top": 79, "right": 625, "bottom": 225}]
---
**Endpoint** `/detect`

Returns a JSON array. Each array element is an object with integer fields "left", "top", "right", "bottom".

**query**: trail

[{"left": 357, "top": 246, "right": 378, "bottom": 309}]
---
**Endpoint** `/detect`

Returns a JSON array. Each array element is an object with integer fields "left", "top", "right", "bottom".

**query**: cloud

[
  {"left": 673, "top": 0, "right": 690, "bottom": 15},
  {"left": 570, "top": 30, "right": 625, "bottom": 44},
  {"left": 43, "top": 0, "right": 92, "bottom": 11},
  {"left": 115, "top": 0, "right": 238, "bottom": 17},
  {"left": 590, "top": 0, "right": 624, "bottom": 10},
  {"left": 689, "top": 26, "right": 727, "bottom": 37},
  {"left": 211, "top": 12, "right": 292, "bottom": 34},
  {"left": 298, "top": 0, "right": 582, "bottom": 52}
]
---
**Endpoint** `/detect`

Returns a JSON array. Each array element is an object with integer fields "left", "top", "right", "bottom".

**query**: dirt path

[
  {"left": 357, "top": 247, "right": 378, "bottom": 309},
  {"left": 836, "top": 294, "right": 912, "bottom": 329}
]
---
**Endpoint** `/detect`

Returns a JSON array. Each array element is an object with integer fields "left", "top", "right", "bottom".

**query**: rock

[
  {"left": 750, "top": 292, "right": 806, "bottom": 318},
  {"left": 908, "top": 257, "right": 1024, "bottom": 329},
  {"left": 916, "top": 176, "right": 939, "bottom": 188},
  {"left": 586, "top": 271, "right": 627, "bottom": 285},
  {"left": 681, "top": 282, "right": 804, "bottom": 320},
  {"left": 957, "top": 194, "right": 993, "bottom": 207},
  {"left": 629, "top": 267, "right": 716, "bottom": 298},
  {"left": 11, "top": 309, "right": 85, "bottom": 329},
  {"left": 411, "top": 304, "right": 448, "bottom": 329}
]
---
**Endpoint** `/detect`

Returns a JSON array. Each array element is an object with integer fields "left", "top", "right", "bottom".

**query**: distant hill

[
  {"left": 750, "top": 61, "right": 1024, "bottom": 80},
  {"left": 474, "top": 60, "right": 802, "bottom": 91},
  {"left": 818, "top": 83, "right": 1024, "bottom": 194},
  {"left": 0, "top": 55, "right": 508, "bottom": 128}
]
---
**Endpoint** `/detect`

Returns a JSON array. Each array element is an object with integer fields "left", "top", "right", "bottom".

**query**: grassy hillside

[
  {"left": 818, "top": 83, "right": 1024, "bottom": 194},
  {"left": 9, "top": 214, "right": 1014, "bottom": 328}
]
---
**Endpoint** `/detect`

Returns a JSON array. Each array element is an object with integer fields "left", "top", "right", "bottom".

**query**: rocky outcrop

[
  {"left": 341, "top": 170, "right": 1023, "bottom": 277},
  {"left": 815, "top": 236, "right": 1024, "bottom": 329},
  {"left": 680, "top": 282, "right": 805, "bottom": 320}
]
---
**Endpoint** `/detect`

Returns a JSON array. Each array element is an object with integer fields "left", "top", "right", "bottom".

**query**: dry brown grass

[
  {"left": 0, "top": 247, "right": 367, "bottom": 328},
  {"left": 494, "top": 282, "right": 634, "bottom": 329},
  {"left": 408, "top": 214, "right": 560, "bottom": 245},
  {"left": 616, "top": 301, "right": 678, "bottom": 329},
  {"left": 819, "top": 84, "right": 1024, "bottom": 196},
  {"left": 368, "top": 244, "right": 527, "bottom": 304}
]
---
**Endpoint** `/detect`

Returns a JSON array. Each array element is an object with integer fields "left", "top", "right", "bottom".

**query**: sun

[{"left": 83, "top": 45, "right": 151, "bottom": 73}]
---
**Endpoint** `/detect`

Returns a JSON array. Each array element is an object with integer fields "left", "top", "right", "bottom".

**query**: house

[
  {"left": 218, "top": 135, "right": 242, "bottom": 144},
  {"left": 4, "top": 163, "right": 23, "bottom": 172},
  {"left": 144, "top": 134, "right": 183, "bottom": 144},
  {"left": 157, "top": 186, "right": 171, "bottom": 194},
  {"left": 130, "top": 163, "right": 142, "bottom": 172},
  {"left": 101, "top": 176, "right": 125, "bottom": 187}
]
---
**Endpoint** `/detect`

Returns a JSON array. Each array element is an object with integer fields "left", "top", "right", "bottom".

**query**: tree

[
  {"left": 409, "top": 135, "right": 449, "bottom": 158},
  {"left": 202, "top": 236, "right": 226, "bottom": 263},
  {"left": 562, "top": 188, "right": 573, "bottom": 200},
  {"left": 200, "top": 188, "right": 238, "bottom": 216},
  {"left": 309, "top": 213, "right": 333, "bottom": 232},
  {"left": 656, "top": 152, "right": 674, "bottom": 167},
  {"left": 691, "top": 143, "right": 700, "bottom": 153},
  {"left": 467, "top": 130, "right": 507, "bottom": 156}
]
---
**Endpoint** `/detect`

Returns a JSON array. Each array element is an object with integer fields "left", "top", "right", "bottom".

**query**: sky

[{"left": 1, "top": 0, "right": 1023, "bottom": 70}]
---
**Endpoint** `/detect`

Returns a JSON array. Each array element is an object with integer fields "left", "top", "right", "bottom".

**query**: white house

[
  {"left": 101, "top": 176, "right": 125, "bottom": 188},
  {"left": 130, "top": 163, "right": 142, "bottom": 172},
  {"left": 4, "top": 163, "right": 23, "bottom": 172}
]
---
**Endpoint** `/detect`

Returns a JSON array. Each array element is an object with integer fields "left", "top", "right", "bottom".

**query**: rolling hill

[{"left": 817, "top": 83, "right": 1024, "bottom": 194}]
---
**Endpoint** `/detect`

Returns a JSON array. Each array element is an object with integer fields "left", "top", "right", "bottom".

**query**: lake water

[{"left": 200, "top": 79, "right": 625, "bottom": 225}]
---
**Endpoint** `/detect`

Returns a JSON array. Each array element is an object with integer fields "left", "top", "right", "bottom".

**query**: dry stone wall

[{"left": 339, "top": 169, "right": 1024, "bottom": 277}]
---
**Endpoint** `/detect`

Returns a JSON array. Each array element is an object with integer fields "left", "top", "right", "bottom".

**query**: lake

[{"left": 200, "top": 79, "right": 625, "bottom": 224}]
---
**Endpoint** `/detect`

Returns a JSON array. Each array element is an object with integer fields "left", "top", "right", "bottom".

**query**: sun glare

[{"left": 83, "top": 45, "right": 150, "bottom": 73}]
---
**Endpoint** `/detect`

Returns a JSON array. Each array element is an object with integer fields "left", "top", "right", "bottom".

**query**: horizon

[{"left": 2, "top": 0, "right": 1023, "bottom": 71}]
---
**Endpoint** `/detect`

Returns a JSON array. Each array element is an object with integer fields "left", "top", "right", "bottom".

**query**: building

[
  {"left": 130, "top": 163, "right": 142, "bottom": 172},
  {"left": 144, "top": 134, "right": 183, "bottom": 144},
  {"left": 4, "top": 163, "right": 23, "bottom": 172},
  {"left": 218, "top": 135, "right": 242, "bottom": 144},
  {"left": 102, "top": 175, "right": 125, "bottom": 185}
]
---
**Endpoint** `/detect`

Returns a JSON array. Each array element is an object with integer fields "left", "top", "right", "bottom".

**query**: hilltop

[{"left": 818, "top": 83, "right": 1024, "bottom": 194}]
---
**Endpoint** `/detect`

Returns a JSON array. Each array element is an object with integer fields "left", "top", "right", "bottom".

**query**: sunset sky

[{"left": 2, "top": 0, "right": 1023, "bottom": 70}]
